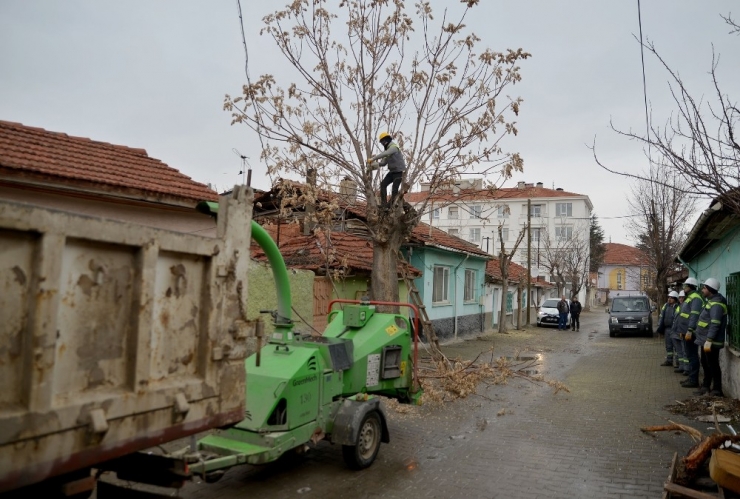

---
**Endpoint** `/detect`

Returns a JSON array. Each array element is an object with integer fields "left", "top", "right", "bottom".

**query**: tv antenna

[{"left": 232, "top": 148, "right": 252, "bottom": 186}]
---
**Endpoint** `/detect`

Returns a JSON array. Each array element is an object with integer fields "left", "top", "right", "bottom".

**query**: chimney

[
  {"left": 303, "top": 168, "right": 317, "bottom": 235},
  {"left": 339, "top": 177, "right": 357, "bottom": 202},
  {"left": 536, "top": 182, "right": 543, "bottom": 188},
  {"left": 517, "top": 181, "right": 525, "bottom": 189},
  {"left": 420, "top": 181, "right": 431, "bottom": 192}
]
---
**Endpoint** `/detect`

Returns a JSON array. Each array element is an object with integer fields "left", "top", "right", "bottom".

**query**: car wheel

[{"left": 609, "top": 330, "right": 615, "bottom": 338}]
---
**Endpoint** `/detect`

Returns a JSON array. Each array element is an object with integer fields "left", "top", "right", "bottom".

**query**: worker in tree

[
  {"left": 367, "top": 132, "right": 406, "bottom": 209},
  {"left": 675, "top": 277, "right": 704, "bottom": 389},
  {"left": 671, "top": 291, "right": 689, "bottom": 374},
  {"left": 693, "top": 278, "right": 727, "bottom": 397},
  {"left": 657, "top": 290, "right": 680, "bottom": 367}
]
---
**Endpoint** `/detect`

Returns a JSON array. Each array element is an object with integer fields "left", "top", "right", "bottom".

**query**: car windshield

[
  {"left": 611, "top": 299, "right": 647, "bottom": 313},
  {"left": 542, "top": 300, "right": 560, "bottom": 308}
]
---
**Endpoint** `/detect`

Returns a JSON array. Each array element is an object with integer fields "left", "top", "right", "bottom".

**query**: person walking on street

[
  {"left": 675, "top": 277, "right": 704, "bottom": 389},
  {"left": 693, "top": 278, "right": 728, "bottom": 396},
  {"left": 658, "top": 291, "right": 680, "bottom": 366},
  {"left": 569, "top": 297, "right": 582, "bottom": 331},
  {"left": 672, "top": 291, "right": 689, "bottom": 374},
  {"left": 367, "top": 132, "right": 406, "bottom": 209},
  {"left": 556, "top": 296, "right": 569, "bottom": 330}
]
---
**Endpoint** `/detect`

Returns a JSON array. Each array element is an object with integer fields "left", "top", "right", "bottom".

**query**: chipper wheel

[{"left": 342, "top": 411, "right": 382, "bottom": 470}]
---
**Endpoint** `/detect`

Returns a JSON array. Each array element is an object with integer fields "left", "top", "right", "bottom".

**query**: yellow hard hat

[{"left": 378, "top": 131, "right": 391, "bottom": 141}]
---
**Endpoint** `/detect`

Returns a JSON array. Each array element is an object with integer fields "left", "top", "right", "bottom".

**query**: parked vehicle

[
  {"left": 607, "top": 295, "right": 654, "bottom": 337},
  {"left": 0, "top": 187, "right": 255, "bottom": 496},
  {"left": 536, "top": 298, "right": 571, "bottom": 328}
]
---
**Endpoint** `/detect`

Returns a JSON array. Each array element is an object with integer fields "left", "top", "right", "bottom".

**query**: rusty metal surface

[{"left": 0, "top": 187, "right": 254, "bottom": 493}]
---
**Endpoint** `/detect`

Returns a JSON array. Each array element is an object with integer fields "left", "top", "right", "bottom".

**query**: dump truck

[
  {"left": 1, "top": 186, "right": 422, "bottom": 496},
  {"left": 0, "top": 187, "right": 255, "bottom": 496}
]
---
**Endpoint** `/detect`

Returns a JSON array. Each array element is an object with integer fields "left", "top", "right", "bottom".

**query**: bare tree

[
  {"left": 595, "top": 14, "right": 740, "bottom": 216},
  {"left": 497, "top": 225, "right": 526, "bottom": 334},
  {"left": 225, "top": 0, "right": 529, "bottom": 305},
  {"left": 539, "top": 230, "right": 567, "bottom": 297},
  {"left": 625, "top": 165, "right": 696, "bottom": 310},
  {"left": 562, "top": 224, "right": 591, "bottom": 301}
]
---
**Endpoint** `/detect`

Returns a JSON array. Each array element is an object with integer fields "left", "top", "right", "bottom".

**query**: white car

[{"left": 537, "top": 299, "right": 571, "bottom": 328}]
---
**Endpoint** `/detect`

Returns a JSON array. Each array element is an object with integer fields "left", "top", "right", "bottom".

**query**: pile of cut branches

[
  {"left": 641, "top": 402, "right": 740, "bottom": 485},
  {"left": 417, "top": 346, "right": 569, "bottom": 405}
]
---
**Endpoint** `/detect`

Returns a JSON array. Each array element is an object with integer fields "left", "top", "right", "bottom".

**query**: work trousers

[
  {"left": 380, "top": 171, "right": 403, "bottom": 206},
  {"left": 558, "top": 313, "right": 568, "bottom": 330},
  {"left": 684, "top": 336, "right": 700, "bottom": 383},
  {"left": 570, "top": 314, "right": 580, "bottom": 331},
  {"left": 699, "top": 344, "right": 722, "bottom": 392},
  {"left": 664, "top": 331, "right": 674, "bottom": 362},
  {"left": 671, "top": 337, "right": 687, "bottom": 370}
]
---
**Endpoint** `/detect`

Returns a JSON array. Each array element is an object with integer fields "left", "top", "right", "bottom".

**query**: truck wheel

[{"left": 342, "top": 411, "right": 382, "bottom": 470}]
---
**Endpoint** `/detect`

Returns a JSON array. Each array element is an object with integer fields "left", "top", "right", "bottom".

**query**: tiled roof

[
  {"left": 484, "top": 259, "right": 553, "bottom": 286},
  {"left": 602, "top": 243, "right": 649, "bottom": 266},
  {"left": 405, "top": 185, "right": 587, "bottom": 204},
  {"left": 0, "top": 120, "right": 217, "bottom": 203},
  {"left": 411, "top": 222, "right": 491, "bottom": 258},
  {"left": 252, "top": 223, "right": 421, "bottom": 277}
]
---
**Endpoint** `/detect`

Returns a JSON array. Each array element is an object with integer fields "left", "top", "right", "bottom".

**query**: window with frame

[
  {"left": 470, "top": 205, "right": 482, "bottom": 219},
  {"left": 497, "top": 205, "right": 509, "bottom": 218},
  {"left": 506, "top": 292, "right": 513, "bottom": 313},
  {"left": 529, "top": 204, "right": 543, "bottom": 217},
  {"left": 464, "top": 269, "right": 476, "bottom": 302},
  {"left": 555, "top": 226, "right": 573, "bottom": 241},
  {"left": 617, "top": 271, "right": 622, "bottom": 290},
  {"left": 556, "top": 202, "right": 573, "bottom": 217},
  {"left": 432, "top": 208, "right": 440, "bottom": 219},
  {"left": 432, "top": 266, "right": 450, "bottom": 303},
  {"left": 448, "top": 228, "right": 459, "bottom": 237},
  {"left": 531, "top": 227, "right": 541, "bottom": 241},
  {"left": 448, "top": 206, "right": 458, "bottom": 219},
  {"left": 500, "top": 228, "right": 509, "bottom": 242},
  {"left": 469, "top": 228, "right": 481, "bottom": 242}
]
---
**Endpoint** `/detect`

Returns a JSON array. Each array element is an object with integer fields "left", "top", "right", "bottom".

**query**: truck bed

[{"left": 0, "top": 187, "right": 254, "bottom": 492}]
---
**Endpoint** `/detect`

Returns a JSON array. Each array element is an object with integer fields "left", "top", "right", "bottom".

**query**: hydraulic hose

[{"left": 251, "top": 221, "right": 292, "bottom": 327}]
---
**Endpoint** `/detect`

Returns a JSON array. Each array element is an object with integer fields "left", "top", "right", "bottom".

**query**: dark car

[{"left": 607, "top": 295, "right": 653, "bottom": 337}]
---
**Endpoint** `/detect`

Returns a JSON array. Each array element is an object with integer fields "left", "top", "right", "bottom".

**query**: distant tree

[
  {"left": 625, "top": 164, "right": 696, "bottom": 310},
  {"left": 226, "top": 0, "right": 529, "bottom": 307},
  {"left": 589, "top": 214, "right": 606, "bottom": 272}
]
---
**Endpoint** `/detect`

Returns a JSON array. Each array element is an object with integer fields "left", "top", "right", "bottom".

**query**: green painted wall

[
  {"left": 686, "top": 226, "right": 740, "bottom": 286},
  {"left": 330, "top": 275, "right": 409, "bottom": 317},
  {"left": 247, "top": 260, "right": 314, "bottom": 335}
]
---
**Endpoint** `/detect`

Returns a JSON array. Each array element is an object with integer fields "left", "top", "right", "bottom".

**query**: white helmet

[
  {"left": 668, "top": 291, "right": 679, "bottom": 299},
  {"left": 684, "top": 277, "right": 699, "bottom": 287},
  {"left": 678, "top": 290, "right": 685, "bottom": 297},
  {"left": 703, "top": 277, "right": 720, "bottom": 292}
]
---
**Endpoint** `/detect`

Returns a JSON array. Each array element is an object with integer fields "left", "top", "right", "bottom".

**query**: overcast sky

[{"left": 1, "top": 1, "right": 737, "bottom": 244}]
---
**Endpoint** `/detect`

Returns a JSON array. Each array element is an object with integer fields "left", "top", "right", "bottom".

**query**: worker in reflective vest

[
  {"left": 675, "top": 277, "right": 704, "bottom": 389},
  {"left": 670, "top": 291, "right": 688, "bottom": 374},
  {"left": 658, "top": 291, "right": 680, "bottom": 367},
  {"left": 693, "top": 277, "right": 727, "bottom": 397}
]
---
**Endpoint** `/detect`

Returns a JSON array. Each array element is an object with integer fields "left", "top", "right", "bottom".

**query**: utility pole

[
  {"left": 482, "top": 236, "right": 491, "bottom": 254},
  {"left": 526, "top": 198, "right": 532, "bottom": 326}
]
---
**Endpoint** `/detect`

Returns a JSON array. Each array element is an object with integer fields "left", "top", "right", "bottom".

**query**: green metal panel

[{"left": 727, "top": 273, "right": 740, "bottom": 350}]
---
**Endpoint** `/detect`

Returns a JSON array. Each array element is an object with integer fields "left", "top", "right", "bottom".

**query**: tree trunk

[
  {"left": 498, "top": 279, "right": 508, "bottom": 333},
  {"left": 370, "top": 230, "right": 402, "bottom": 313}
]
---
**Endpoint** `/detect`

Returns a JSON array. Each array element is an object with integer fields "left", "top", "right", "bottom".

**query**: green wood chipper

[{"left": 184, "top": 211, "right": 422, "bottom": 481}]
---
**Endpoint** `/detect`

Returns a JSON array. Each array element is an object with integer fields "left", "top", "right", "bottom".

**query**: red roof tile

[
  {"left": 602, "top": 243, "right": 649, "bottom": 266},
  {"left": 252, "top": 222, "right": 421, "bottom": 277},
  {"left": 485, "top": 258, "right": 552, "bottom": 286},
  {"left": 0, "top": 120, "right": 217, "bottom": 204},
  {"left": 411, "top": 222, "right": 491, "bottom": 258},
  {"left": 405, "top": 185, "right": 588, "bottom": 204}
]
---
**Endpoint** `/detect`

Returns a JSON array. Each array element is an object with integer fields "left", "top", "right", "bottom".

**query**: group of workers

[{"left": 656, "top": 277, "right": 729, "bottom": 397}]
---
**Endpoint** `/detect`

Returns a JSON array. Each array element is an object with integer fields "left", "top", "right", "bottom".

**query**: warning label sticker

[{"left": 366, "top": 354, "right": 380, "bottom": 386}]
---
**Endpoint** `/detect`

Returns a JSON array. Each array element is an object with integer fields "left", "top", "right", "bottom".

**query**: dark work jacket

[
  {"left": 569, "top": 301, "right": 582, "bottom": 316},
  {"left": 557, "top": 300, "right": 569, "bottom": 314}
]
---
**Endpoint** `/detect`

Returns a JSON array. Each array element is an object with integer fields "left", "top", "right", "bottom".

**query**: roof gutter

[{"left": 677, "top": 200, "right": 723, "bottom": 262}]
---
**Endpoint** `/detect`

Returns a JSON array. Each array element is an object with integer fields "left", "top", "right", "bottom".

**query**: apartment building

[{"left": 406, "top": 179, "right": 593, "bottom": 301}]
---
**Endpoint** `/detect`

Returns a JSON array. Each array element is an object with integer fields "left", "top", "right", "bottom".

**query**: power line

[{"left": 636, "top": 0, "right": 652, "bottom": 171}]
